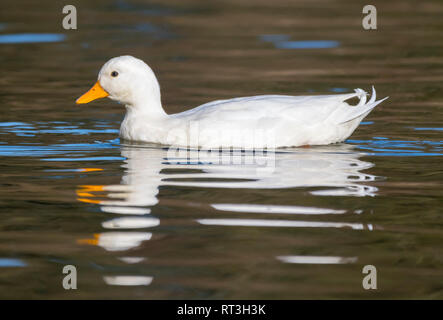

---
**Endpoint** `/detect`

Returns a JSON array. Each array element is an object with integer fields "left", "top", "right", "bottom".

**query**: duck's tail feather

[{"left": 336, "top": 86, "right": 388, "bottom": 124}]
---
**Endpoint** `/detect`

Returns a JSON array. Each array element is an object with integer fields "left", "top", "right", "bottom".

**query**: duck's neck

[
  {"left": 121, "top": 99, "right": 169, "bottom": 142},
  {"left": 125, "top": 100, "right": 168, "bottom": 120},
  {"left": 124, "top": 89, "right": 168, "bottom": 120}
]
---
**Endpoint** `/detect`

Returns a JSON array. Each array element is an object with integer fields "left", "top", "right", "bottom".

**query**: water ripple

[
  {"left": 349, "top": 138, "right": 443, "bottom": 156},
  {"left": 259, "top": 34, "right": 339, "bottom": 49},
  {"left": 0, "top": 33, "right": 65, "bottom": 44}
]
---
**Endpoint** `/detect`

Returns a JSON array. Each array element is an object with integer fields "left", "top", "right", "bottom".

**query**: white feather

[{"left": 336, "top": 86, "right": 388, "bottom": 124}]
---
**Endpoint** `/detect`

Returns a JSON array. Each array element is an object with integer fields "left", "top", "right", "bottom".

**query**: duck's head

[{"left": 76, "top": 55, "right": 161, "bottom": 108}]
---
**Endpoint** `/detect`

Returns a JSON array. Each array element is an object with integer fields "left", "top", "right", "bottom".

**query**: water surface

[{"left": 0, "top": 0, "right": 442, "bottom": 299}]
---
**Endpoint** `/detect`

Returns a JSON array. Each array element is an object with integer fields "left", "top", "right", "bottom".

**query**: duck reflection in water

[
  {"left": 77, "top": 143, "right": 380, "bottom": 283},
  {"left": 78, "top": 143, "right": 378, "bottom": 248}
]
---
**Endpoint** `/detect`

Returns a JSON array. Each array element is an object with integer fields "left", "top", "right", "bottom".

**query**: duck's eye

[{"left": 111, "top": 71, "right": 119, "bottom": 77}]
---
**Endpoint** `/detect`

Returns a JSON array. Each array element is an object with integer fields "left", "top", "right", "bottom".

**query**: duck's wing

[{"left": 175, "top": 88, "right": 387, "bottom": 125}]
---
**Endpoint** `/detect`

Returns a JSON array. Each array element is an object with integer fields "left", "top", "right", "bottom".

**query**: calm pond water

[{"left": 0, "top": 0, "right": 442, "bottom": 299}]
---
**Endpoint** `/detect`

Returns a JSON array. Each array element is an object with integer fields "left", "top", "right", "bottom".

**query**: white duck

[{"left": 76, "top": 55, "right": 387, "bottom": 148}]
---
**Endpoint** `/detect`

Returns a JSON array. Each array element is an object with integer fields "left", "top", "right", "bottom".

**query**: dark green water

[{"left": 0, "top": 0, "right": 442, "bottom": 299}]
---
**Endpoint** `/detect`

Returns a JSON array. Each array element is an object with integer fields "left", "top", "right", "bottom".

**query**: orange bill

[{"left": 76, "top": 81, "right": 109, "bottom": 104}]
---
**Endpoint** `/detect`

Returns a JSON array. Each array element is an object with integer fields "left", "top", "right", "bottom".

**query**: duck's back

[
  {"left": 166, "top": 88, "right": 386, "bottom": 148},
  {"left": 175, "top": 94, "right": 355, "bottom": 125}
]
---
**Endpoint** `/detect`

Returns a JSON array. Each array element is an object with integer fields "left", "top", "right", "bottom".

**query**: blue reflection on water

[
  {"left": 260, "top": 34, "right": 339, "bottom": 49},
  {"left": 43, "top": 156, "right": 125, "bottom": 161},
  {"left": 0, "top": 122, "right": 119, "bottom": 158},
  {"left": 0, "top": 258, "right": 26, "bottom": 267},
  {"left": 0, "top": 122, "right": 118, "bottom": 137},
  {"left": 259, "top": 34, "right": 291, "bottom": 42},
  {"left": 0, "top": 33, "right": 65, "bottom": 44},
  {"left": 8, "top": 128, "right": 118, "bottom": 136},
  {"left": 414, "top": 128, "right": 443, "bottom": 131},
  {"left": 276, "top": 40, "right": 339, "bottom": 49},
  {"left": 349, "top": 138, "right": 443, "bottom": 156},
  {"left": 330, "top": 88, "right": 349, "bottom": 93},
  {"left": 0, "top": 143, "right": 118, "bottom": 157},
  {"left": 0, "top": 122, "right": 28, "bottom": 127}
]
